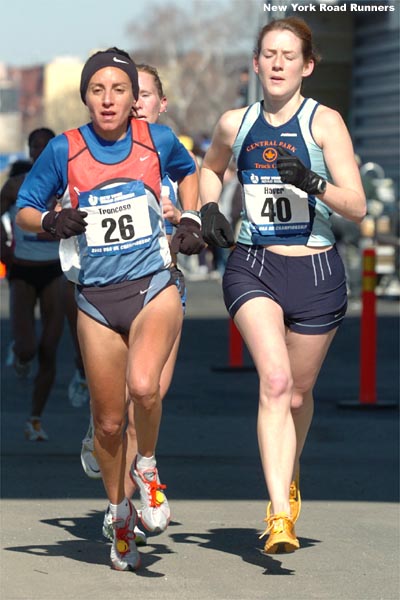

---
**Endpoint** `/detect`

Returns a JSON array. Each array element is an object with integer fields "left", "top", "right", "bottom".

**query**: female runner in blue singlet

[
  {"left": 80, "top": 63, "right": 191, "bottom": 548},
  {"left": 199, "top": 18, "right": 366, "bottom": 555},
  {"left": 16, "top": 48, "right": 204, "bottom": 572}
]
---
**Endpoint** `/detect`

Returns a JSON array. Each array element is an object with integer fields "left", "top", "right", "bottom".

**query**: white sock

[
  {"left": 109, "top": 498, "right": 130, "bottom": 521},
  {"left": 136, "top": 453, "right": 156, "bottom": 471}
]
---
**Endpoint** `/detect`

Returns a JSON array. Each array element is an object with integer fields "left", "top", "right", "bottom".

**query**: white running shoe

[
  {"left": 68, "top": 370, "right": 89, "bottom": 408},
  {"left": 8, "top": 344, "right": 33, "bottom": 379},
  {"left": 80, "top": 414, "right": 102, "bottom": 479},
  {"left": 110, "top": 500, "right": 141, "bottom": 571},
  {"left": 103, "top": 505, "right": 147, "bottom": 546},
  {"left": 130, "top": 458, "right": 170, "bottom": 533},
  {"left": 24, "top": 418, "right": 48, "bottom": 441}
]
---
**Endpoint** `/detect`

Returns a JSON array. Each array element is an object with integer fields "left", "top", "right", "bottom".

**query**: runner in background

[{"left": 0, "top": 128, "right": 65, "bottom": 441}]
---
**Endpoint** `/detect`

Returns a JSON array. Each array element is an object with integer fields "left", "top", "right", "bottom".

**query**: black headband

[{"left": 80, "top": 50, "right": 139, "bottom": 103}]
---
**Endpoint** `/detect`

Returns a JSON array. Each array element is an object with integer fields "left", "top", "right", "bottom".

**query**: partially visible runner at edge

[{"left": 0, "top": 128, "right": 64, "bottom": 442}]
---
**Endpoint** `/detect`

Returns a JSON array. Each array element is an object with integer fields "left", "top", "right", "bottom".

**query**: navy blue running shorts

[
  {"left": 170, "top": 265, "right": 187, "bottom": 313},
  {"left": 76, "top": 269, "right": 178, "bottom": 335},
  {"left": 223, "top": 243, "right": 347, "bottom": 335}
]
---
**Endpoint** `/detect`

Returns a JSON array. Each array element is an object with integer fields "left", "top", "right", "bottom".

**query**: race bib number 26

[{"left": 79, "top": 181, "right": 152, "bottom": 257}]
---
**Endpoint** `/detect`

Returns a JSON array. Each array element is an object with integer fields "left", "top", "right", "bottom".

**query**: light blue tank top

[{"left": 9, "top": 176, "right": 59, "bottom": 261}]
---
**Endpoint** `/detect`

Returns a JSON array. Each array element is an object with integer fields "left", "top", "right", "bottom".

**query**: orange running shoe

[
  {"left": 266, "top": 472, "right": 301, "bottom": 524},
  {"left": 260, "top": 512, "right": 299, "bottom": 554},
  {"left": 289, "top": 474, "right": 301, "bottom": 523}
]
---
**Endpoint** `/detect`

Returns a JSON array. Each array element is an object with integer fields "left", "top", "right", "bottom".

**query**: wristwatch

[{"left": 317, "top": 178, "right": 327, "bottom": 194}]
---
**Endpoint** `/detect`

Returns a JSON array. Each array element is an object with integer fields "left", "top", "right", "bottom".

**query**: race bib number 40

[
  {"left": 79, "top": 181, "right": 152, "bottom": 257},
  {"left": 243, "top": 175, "right": 311, "bottom": 238}
]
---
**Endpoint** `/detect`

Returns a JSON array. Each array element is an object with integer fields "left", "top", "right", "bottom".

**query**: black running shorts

[{"left": 8, "top": 260, "right": 63, "bottom": 294}]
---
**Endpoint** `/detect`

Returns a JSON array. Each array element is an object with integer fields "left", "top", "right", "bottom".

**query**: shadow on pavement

[
  {"left": 170, "top": 528, "right": 320, "bottom": 575},
  {"left": 4, "top": 506, "right": 321, "bottom": 576},
  {"left": 1, "top": 316, "right": 399, "bottom": 504}
]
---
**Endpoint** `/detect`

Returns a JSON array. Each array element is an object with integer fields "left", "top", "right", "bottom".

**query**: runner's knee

[
  {"left": 129, "top": 381, "right": 159, "bottom": 411},
  {"left": 259, "top": 368, "right": 293, "bottom": 407},
  {"left": 95, "top": 416, "right": 125, "bottom": 438}
]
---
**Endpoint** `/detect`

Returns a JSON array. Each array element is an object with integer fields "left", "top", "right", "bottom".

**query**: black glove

[
  {"left": 170, "top": 212, "right": 205, "bottom": 255},
  {"left": 276, "top": 147, "right": 326, "bottom": 196},
  {"left": 42, "top": 208, "right": 88, "bottom": 239},
  {"left": 200, "top": 203, "right": 235, "bottom": 248}
]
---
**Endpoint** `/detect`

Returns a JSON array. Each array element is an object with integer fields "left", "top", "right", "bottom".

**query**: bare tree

[
  {"left": 127, "top": 0, "right": 258, "bottom": 139},
  {"left": 44, "top": 90, "right": 87, "bottom": 134}
]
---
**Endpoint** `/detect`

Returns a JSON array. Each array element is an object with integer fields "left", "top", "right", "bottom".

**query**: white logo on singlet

[
  {"left": 140, "top": 286, "right": 153, "bottom": 295},
  {"left": 88, "top": 194, "right": 98, "bottom": 206}
]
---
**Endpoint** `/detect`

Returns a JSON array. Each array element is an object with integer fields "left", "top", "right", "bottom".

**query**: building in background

[
  {"left": 0, "top": 56, "right": 85, "bottom": 177},
  {"left": 0, "top": 64, "right": 23, "bottom": 156},
  {"left": 350, "top": 8, "right": 399, "bottom": 187}
]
